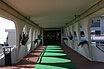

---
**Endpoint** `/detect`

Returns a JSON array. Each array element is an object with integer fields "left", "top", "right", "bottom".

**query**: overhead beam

[
  {"left": 64, "top": 0, "right": 104, "bottom": 28},
  {"left": 0, "top": 1, "right": 41, "bottom": 29}
]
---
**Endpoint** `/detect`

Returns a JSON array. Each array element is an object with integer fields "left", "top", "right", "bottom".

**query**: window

[{"left": 91, "top": 19, "right": 100, "bottom": 27}]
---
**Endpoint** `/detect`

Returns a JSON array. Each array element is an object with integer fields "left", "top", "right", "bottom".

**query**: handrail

[
  {"left": 91, "top": 43, "right": 104, "bottom": 53},
  {"left": 0, "top": 52, "right": 3, "bottom": 57},
  {"left": 96, "top": 46, "right": 104, "bottom": 53},
  {"left": 91, "top": 43, "right": 104, "bottom": 46}
]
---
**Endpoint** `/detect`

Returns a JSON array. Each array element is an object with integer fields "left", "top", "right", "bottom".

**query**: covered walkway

[
  {"left": 0, "top": 0, "right": 104, "bottom": 69},
  {"left": 0, "top": 45, "right": 104, "bottom": 69}
]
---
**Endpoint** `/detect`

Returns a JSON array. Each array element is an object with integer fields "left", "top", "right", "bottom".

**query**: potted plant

[
  {"left": 18, "top": 33, "right": 29, "bottom": 60},
  {"left": 63, "top": 38, "right": 68, "bottom": 40},
  {"left": 34, "top": 39, "right": 38, "bottom": 44},
  {"left": 38, "top": 34, "right": 42, "bottom": 39},
  {"left": 68, "top": 32, "right": 73, "bottom": 40},
  {"left": 78, "top": 40, "right": 89, "bottom": 47},
  {"left": 20, "top": 32, "right": 29, "bottom": 46},
  {"left": 68, "top": 35, "right": 73, "bottom": 40}
]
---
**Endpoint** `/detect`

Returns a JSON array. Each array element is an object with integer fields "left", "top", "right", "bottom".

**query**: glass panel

[{"left": 91, "top": 17, "right": 104, "bottom": 48}]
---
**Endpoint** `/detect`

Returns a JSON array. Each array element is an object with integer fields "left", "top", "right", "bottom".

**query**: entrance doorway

[{"left": 43, "top": 30, "right": 61, "bottom": 45}]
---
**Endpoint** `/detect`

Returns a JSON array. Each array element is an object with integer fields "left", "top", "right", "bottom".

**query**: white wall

[
  {"left": 63, "top": 8, "right": 104, "bottom": 62},
  {"left": 0, "top": 7, "right": 41, "bottom": 66},
  {"left": 92, "top": 46, "right": 104, "bottom": 62}
]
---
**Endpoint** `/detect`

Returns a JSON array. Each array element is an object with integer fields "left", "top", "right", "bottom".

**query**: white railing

[
  {"left": 91, "top": 35, "right": 104, "bottom": 40},
  {"left": 0, "top": 45, "right": 16, "bottom": 58},
  {"left": 0, "top": 52, "right": 3, "bottom": 58},
  {"left": 91, "top": 42, "right": 104, "bottom": 52},
  {"left": 0, "top": 45, "right": 4, "bottom": 59}
]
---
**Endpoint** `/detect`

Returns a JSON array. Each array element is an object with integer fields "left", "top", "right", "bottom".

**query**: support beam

[{"left": 64, "top": 0, "right": 104, "bottom": 28}]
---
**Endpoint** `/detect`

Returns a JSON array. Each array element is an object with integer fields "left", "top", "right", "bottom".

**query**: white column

[
  {"left": 70, "top": 25, "right": 75, "bottom": 49},
  {"left": 80, "top": 18, "right": 92, "bottom": 60},
  {"left": 74, "top": 23, "right": 81, "bottom": 42}
]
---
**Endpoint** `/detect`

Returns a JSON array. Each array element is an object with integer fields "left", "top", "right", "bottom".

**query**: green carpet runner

[{"left": 34, "top": 45, "right": 77, "bottom": 69}]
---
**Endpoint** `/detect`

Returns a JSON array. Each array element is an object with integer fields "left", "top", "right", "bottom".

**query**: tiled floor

[{"left": 61, "top": 45, "right": 104, "bottom": 69}]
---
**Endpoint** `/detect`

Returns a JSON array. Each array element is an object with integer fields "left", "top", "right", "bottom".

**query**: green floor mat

[
  {"left": 41, "top": 57, "right": 71, "bottom": 63},
  {"left": 45, "top": 50, "right": 64, "bottom": 53},
  {"left": 46, "top": 50, "right": 63, "bottom": 52},
  {"left": 47, "top": 47, "right": 61, "bottom": 50},
  {"left": 35, "top": 45, "right": 77, "bottom": 69},
  {"left": 47, "top": 45, "right": 60, "bottom": 47},
  {"left": 35, "top": 63, "right": 76, "bottom": 69},
  {"left": 43, "top": 52, "right": 66, "bottom": 56}
]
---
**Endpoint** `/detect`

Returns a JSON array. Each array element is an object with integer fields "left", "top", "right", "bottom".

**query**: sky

[{"left": 0, "top": 17, "right": 15, "bottom": 44}]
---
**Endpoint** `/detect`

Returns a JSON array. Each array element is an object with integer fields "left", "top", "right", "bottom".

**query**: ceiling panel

[{"left": 4, "top": 0, "right": 100, "bottom": 28}]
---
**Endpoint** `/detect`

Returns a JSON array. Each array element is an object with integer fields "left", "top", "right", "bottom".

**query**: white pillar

[
  {"left": 74, "top": 23, "right": 81, "bottom": 42},
  {"left": 70, "top": 25, "right": 75, "bottom": 49},
  {"left": 80, "top": 18, "right": 92, "bottom": 60}
]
